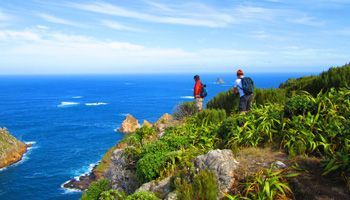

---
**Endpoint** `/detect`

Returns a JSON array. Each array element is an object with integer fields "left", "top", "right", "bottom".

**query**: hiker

[
  {"left": 193, "top": 75, "right": 207, "bottom": 111},
  {"left": 233, "top": 69, "right": 254, "bottom": 112}
]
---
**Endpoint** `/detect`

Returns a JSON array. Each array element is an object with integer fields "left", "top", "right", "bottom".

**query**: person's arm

[{"left": 232, "top": 80, "right": 238, "bottom": 94}]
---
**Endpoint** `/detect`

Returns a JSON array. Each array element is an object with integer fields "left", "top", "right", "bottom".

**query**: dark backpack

[
  {"left": 240, "top": 77, "right": 254, "bottom": 95},
  {"left": 200, "top": 84, "right": 208, "bottom": 98}
]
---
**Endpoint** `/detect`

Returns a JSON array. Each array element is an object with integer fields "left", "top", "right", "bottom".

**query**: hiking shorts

[
  {"left": 239, "top": 94, "right": 254, "bottom": 112},
  {"left": 195, "top": 98, "right": 203, "bottom": 111}
]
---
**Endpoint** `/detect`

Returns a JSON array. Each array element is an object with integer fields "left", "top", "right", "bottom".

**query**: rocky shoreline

[
  {"left": 62, "top": 113, "right": 177, "bottom": 191},
  {"left": 62, "top": 163, "right": 99, "bottom": 191},
  {"left": 0, "top": 128, "right": 31, "bottom": 169}
]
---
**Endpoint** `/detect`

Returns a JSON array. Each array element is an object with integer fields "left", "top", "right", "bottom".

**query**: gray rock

[
  {"left": 274, "top": 160, "right": 287, "bottom": 169},
  {"left": 136, "top": 176, "right": 172, "bottom": 199},
  {"left": 104, "top": 149, "right": 140, "bottom": 194},
  {"left": 194, "top": 149, "right": 239, "bottom": 195},
  {"left": 165, "top": 191, "right": 177, "bottom": 200}
]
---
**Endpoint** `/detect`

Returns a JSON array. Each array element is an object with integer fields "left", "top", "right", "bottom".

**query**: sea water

[{"left": 0, "top": 73, "right": 308, "bottom": 200}]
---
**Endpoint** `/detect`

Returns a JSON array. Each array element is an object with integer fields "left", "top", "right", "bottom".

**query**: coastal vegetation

[{"left": 82, "top": 63, "right": 350, "bottom": 199}]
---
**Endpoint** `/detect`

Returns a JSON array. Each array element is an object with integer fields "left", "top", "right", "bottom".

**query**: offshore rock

[
  {"left": 216, "top": 78, "right": 225, "bottom": 84},
  {"left": 194, "top": 149, "right": 239, "bottom": 195},
  {"left": 0, "top": 128, "right": 28, "bottom": 169},
  {"left": 118, "top": 114, "right": 140, "bottom": 134},
  {"left": 104, "top": 149, "right": 140, "bottom": 194}
]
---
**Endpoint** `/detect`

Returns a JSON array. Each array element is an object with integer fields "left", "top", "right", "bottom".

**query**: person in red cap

[
  {"left": 193, "top": 75, "right": 203, "bottom": 111},
  {"left": 233, "top": 69, "right": 254, "bottom": 112}
]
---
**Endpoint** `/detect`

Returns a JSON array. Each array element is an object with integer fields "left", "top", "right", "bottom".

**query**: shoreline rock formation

[
  {"left": 0, "top": 128, "right": 28, "bottom": 169},
  {"left": 118, "top": 114, "right": 140, "bottom": 134}
]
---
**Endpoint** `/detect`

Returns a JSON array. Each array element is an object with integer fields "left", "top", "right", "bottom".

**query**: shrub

[
  {"left": 206, "top": 90, "right": 239, "bottom": 114},
  {"left": 173, "top": 169, "right": 218, "bottom": 200},
  {"left": 82, "top": 179, "right": 111, "bottom": 200},
  {"left": 284, "top": 92, "right": 317, "bottom": 117},
  {"left": 280, "top": 63, "right": 350, "bottom": 96},
  {"left": 126, "top": 191, "right": 160, "bottom": 200},
  {"left": 188, "top": 109, "right": 226, "bottom": 127},
  {"left": 136, "top": 151, "right": 168, "bottom": 183},
  {"left": 99, "top": 189, "right": 127, "bottom": 200},
  {"left": 228, "top": 167, "right": 298, "bottom": 200},
  {"left": 173, "top": 101, "right": 198, "bottom": 120},
  {"left": 254, "top": 88, "right": 286, "bottom": 105}
]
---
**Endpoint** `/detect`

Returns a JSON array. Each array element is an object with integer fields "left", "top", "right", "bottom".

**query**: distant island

[
  {"left": 216, "top": 78, "right": 225, "bottom": 84},
  {"left": 0, "top": 128, "right": 29, "bottom": 169}
]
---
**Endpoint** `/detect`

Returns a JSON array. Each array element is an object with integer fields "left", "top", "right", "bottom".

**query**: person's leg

[
  {"left": 246, "top": 94, "right": 254, "bottom": 111},
  {"left": 196, "top": 98, "right": 203, "bottom": 111},
  {"left": 239, "top": 96, "right": 246, "bottom": 112}
]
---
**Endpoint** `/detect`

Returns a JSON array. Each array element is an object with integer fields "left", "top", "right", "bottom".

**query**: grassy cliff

[
  {"left": 82, "top": 63, "right": 350, "bottom": 200},
  {"left": 0, "top": 128, "right": 27, "bottom": 169}
]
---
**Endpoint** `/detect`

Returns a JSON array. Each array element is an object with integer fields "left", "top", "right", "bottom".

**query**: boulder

[
  {"left": 135, "top": 176, "right": 172, "bottom": 199},
  {"left": 194, "top": 149, "right": 239, "bottom": 194},
  {"left": 118, "top": 114, "right": 140, "bottom": 134},
  {"left": 165, "top": 191, "right": 177, "bottom": 200},
  {"left": 104, "top": 149, "right": 140, "bottom": 194},
  {"left": 141, "top": 120, "right": 153, "bottom": 128}
]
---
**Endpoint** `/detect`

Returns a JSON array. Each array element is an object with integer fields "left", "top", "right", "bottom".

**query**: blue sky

[{"left": 0, "top": 0, "right": 349, "bottom": 74}]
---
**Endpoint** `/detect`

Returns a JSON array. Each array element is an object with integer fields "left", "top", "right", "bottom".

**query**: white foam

[
  {"left": 85, "top": 102, "right": 108, "bottom": 106},
  {"left": 61, "top": 161, "right": 100, "bottom": 192},
  {"left": 60, "top": 181, "right": 82, "bottom": 194},
  {"left": 58, "top": 102, "right": 80, "bottom": 107},
  {"left": 180, "top": 96, "right": 194, "bottom": 99},
  {"left": 72, "top": 96, "right": 83, "bottom": 99},
  {"left": 118, "top": 113, "right": 128, "bottom": 117}
]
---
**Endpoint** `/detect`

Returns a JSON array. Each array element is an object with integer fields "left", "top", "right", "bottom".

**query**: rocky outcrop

[
  {"left": 104, "top": 149, "right": 140, "bottom": 194},
  {"left": 194, "top": 148, "right": 289, "bottom": 197},
  {"left": 118, "top": 114, "right": 140, "bottom": 134},
  {"left": 135, "top": 176, "right": 172, "bottom": 199},
  {"left": 0, "top": 128, "right": 28, "bottom": 169},
  {"left": 141, "top": 120, "right": 153, "bottom": 128},
  {"left": 195, "top": 149, "right": 239, "bottom": 194},
  {"left": 154, "top": 113, "right": 179, "bottom": 137},
  {"left": 63, "top": 167, "right": 97, "bottom": 190}
]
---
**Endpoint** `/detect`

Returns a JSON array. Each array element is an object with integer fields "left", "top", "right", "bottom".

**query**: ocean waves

[
  {"left": 85, "top": 102, "right": 108, "bottom": 106},
  {"left": 180, "top": 96, "right": 194, "bottom": 99},
  {"left": 57, "top": 102, "right": 108, "bottom": 107},
  {"left": 57, "top": 102, "right": 80, "bottom": 107}
]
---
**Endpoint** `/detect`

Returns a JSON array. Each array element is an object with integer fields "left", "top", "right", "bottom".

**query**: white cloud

[
  {"left": 68, "top": 1, "right": 234, "bottom": 28},
  {"left": 288, "top": 16, "right": 325, "bottom": 27},
  {"left": 0, "top": 27, "right": 348, "bottom": 74},
  {"left": 0, "top": 30, "right": 41, "bottom": 41},
  {"left": 101, "top": 20, "right": 144, "bottom": 32},
  {"left": 37, "top": 13, "right": 83, "bottom": 27}
]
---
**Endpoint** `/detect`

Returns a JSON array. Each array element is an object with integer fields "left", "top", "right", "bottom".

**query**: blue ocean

[{"left": 0, "top": 73, "right": 308, "bottom": 200}]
